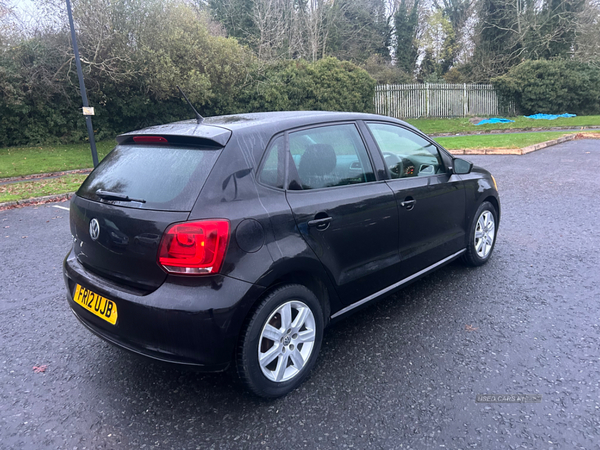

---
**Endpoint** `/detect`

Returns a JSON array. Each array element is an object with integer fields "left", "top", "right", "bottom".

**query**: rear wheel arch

[
  {"left": 253, "top": 271, "right": 334, "bottom": 327},
  {"left": 229, "top": 268, "right": 334, "bottom": 365}
]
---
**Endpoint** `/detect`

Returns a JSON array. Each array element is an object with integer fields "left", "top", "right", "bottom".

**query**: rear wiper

[{"left": 96, "top": 190, "right": 146, "bottom": 203}]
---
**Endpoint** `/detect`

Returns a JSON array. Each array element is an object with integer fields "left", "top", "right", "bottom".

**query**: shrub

[
  {"left": 0, "top": 3, "right": 253, "bottom": 147},
  {"left": 443, "top": 67, "right": 466, "bottom": 84},
  {"left": 492, "top": 60, "right": 600, "bottom": 115},
  {"left": 236, "top": 57, "right": 377, "bottom": 114},
  {"left": 361, "top": 55, "right": 413, "bottom": 85}
]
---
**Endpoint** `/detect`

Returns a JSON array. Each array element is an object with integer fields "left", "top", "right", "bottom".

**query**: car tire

[
  {"left": 463, "top": 201, "right": 498, "bottom": 267},
  {"left": 236, "top": 284, "right": 324, "bottom": 398}
]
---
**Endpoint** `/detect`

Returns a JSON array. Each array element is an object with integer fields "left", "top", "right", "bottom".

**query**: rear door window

[
  {"left": 77, "top": 145, "right": 221, "bottom": 211},
  {"left": 288, "top": 124, "right": 375, "bottom": 190},
  {"left": 258, "top": 136, "right": 285, "bottom": 189}
]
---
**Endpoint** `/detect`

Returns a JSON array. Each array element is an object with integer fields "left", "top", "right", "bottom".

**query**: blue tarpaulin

[
  {"left": 475, "top": 118, "right": 515, "bottom": 125},
  {"left": 524, "top": 113, "right": 577, "bottom": 120}
]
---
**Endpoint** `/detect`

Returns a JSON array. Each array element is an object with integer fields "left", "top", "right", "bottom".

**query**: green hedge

[
  {"left": 236, "top": 58, "right": 376, "bottom": 114},
  {"left": 0, "top": 29, "right": 375, "bottom": 147},
  {"left": 492, "top": 60, "right": 600, "bottom": 115}
]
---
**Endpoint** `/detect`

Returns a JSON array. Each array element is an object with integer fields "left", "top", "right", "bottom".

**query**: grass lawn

[
  {"left": 0, "top": 174, "right": 88, "bottom": 203},
  {"left": 434, "top": 131, "right": 575, "bottom": 150},
  {"left": 407, "top": 115, "right": 600, "bottom": 135},
  {"left": 0, "top": 141, "right": 113, "bottom": 178}
]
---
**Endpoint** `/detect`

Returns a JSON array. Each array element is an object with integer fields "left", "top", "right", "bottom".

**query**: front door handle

[
  {"left": 400, "top": 198, "right": 416, "bottom": 210},
  {"left": 308, "top": 216, "right": 332, "bottom": 230}
]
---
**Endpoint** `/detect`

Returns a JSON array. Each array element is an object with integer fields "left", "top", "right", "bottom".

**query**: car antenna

[{"left": 176, "top": 85, "right": 204, "bottom": 124}]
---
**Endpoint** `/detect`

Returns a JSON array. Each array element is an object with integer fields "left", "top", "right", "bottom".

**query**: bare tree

[
  {"left": 300, "top": 0, "right": 337, "bottom": 61},
  {"left": 574, "top": 0, "right": 600, "bottom": 61},
  {"left": 472, "top": 0, "right": 544, "bottom": 79},
  {"left": 253, "top": 0, "right": 287, "bottom": 59},
  {"left": 287, "top": 1, "right": 308, "bottom": 58},
  {"left": 1, "top": 1, "right": 23, "bottom": 45},
  {"left": 325, "top": 0, "right": 391, "bottom": 63},
  {"left": 472, "top": 0, "right": 587, "bottom": 79},
  {"left": 67, "top": 0, "right": 137, "bottom": 84},
  {"left": 0, "top": 1, "right": 11, "bottom": 32}
]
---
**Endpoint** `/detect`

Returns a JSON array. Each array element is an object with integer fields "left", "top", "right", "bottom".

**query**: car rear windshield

[{"left": 77, "top": 144, "right": 221, "bottom": 211}]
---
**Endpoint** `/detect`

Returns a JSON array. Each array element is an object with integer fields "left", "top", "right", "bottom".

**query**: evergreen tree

[
  {"left": 433, "top": 0, "right": 473, "bottom": 69},
  {"left": 538, "top": 0, "right": 584, "bottom": 58},
  {"left": 208, "top": 0, "right": 258, "bottom": 47},
  {"left": 327, "top": 0, "right": 391, "bottom": 63},
  {"left": 417, "top": 48, "right": 436, "bottom": 81},
  {"left": 472, "top": 0, "right": 522, "bottom": 79},
  {"left": 394, "top": 0, "right": 419, "bottom": 76},
  {"left": 420, "top": 8, "right": 457, "bottom": 75}
]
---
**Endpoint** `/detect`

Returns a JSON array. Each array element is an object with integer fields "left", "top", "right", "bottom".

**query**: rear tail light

[{"left": 158, "top": 220, "right": 229, "bottom": 275}]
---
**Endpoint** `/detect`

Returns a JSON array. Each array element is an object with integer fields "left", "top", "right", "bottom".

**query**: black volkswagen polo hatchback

[{"left": 64, "top": 111, "right": 500, "bottom": 397}]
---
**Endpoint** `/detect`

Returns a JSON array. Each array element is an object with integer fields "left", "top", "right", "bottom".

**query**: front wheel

[
  {"left": 236, "top": 284, "right": 324, "bottom": 398},
  {"left": 463, "top": 201, "right": 498, "bottom": 266}
]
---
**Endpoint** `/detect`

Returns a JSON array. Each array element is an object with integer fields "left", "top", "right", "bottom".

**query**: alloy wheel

[
  {"left": 258, "top": 301, "right": 316, "bottom": 383},
  {"left": 474, "top": 210, "right": 495, "bottom": 259}
]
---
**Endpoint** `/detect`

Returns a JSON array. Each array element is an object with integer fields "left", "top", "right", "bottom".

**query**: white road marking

[{"left": 52, "top": 205, "right": 70, "bottom": 211}]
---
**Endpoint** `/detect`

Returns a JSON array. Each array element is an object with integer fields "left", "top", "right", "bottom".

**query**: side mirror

[{"left": 452, "top": 158, "right": 473, "bottom": 174}]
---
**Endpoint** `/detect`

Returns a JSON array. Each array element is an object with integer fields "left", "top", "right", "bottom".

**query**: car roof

[
  {"left": 200, "top": 111, "right": 403, "bottom": 130},
  {"left": 117, "top": 111, "right": 417, "bottom": 147}
]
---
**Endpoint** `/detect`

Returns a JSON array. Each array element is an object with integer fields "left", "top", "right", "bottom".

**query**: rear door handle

[{"left": 308, "top": 216, "right": 332, "bottom": 230}]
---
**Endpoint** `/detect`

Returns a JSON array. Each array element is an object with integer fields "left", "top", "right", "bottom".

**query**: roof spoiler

[{"left": 117, "top": 123, "right": 232, "bottom": 147}]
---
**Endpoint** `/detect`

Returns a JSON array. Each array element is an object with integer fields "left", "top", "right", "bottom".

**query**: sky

[
  {"left": 8, "top": 0, "right": 47, "bottom": 21},
  {"left": 6, "top": 0, "right": 62, "bottom": 32},
  {"left": 10, "top": 0, "right": 36, "bottom": 15}
]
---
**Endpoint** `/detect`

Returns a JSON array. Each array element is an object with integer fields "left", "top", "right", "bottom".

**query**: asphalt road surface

[{"left": 1, "top": 140, "right": 599, "bottom": 449}]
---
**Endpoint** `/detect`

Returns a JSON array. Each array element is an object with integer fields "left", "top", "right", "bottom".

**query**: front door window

[{"left": 367, "top": 123, "right": 444, "bottom": 179}]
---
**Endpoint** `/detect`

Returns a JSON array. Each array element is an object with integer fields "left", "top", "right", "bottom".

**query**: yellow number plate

[{"left": 74, "top": 285, "right": 118, "bottom": 325}]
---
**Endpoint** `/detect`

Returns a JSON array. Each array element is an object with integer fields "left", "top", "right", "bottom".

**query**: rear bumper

[{"left": 63, "top": 249, "right": 265, "bottom": 371}]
